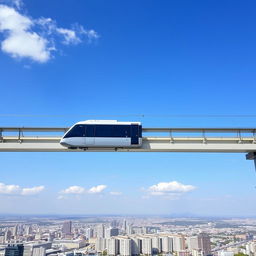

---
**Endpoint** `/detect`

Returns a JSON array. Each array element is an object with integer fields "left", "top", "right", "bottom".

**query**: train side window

[
  {"left": 85, "top": 125, "right": 95, "bottom": 137},
  {"left": 124, "top": 125, "right": 131, "bottom": 137},
  {"left": 94, "top": 125, "right": 131, "bottom": 137},
  {"left": 95, "top": 125, "right": 113, "bottom": 137},
  {"left": 113, "top": 125, "right": 130, "bottom": 137},
  {"left": 64, "top": 125, "right": 85, "bottom": 138}
]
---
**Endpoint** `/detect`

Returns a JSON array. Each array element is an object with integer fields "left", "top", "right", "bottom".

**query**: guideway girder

[{"left": 1, "top": 127, "right": 256, "bottom": 153}]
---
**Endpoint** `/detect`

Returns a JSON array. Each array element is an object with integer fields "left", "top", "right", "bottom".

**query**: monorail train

[{"left": 60, "top": 120, "right": 142, "bottom": 148}]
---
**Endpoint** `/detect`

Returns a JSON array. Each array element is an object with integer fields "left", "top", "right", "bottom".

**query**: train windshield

[{"left": 63, "top": 125, "right": 85, "bottom": 138}]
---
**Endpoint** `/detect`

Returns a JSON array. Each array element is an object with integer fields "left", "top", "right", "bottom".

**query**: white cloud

[
  {"left": 79, "top": 27, "right": 99, "bottom": 42},
  {"left": 56, "top": 28, "right": 80, "bottom": 45},
  {"left": 21, "top": 186, "right": 45, "bottom": 195},
  {"left": 85, "top": 29, "right": 99, "bottom": 39},
  {"left": 60, "top": 184, "right": 107, "bottom": 195},
  {"left": 61, "top": 186, "right": 86, "bottom": 195},
  {"left": 0, "top": 2, "right": 99, "bottom": 63},
  {"left": 147, "top": 181, "right": 196, "bottom": 198},
  {"left": 149, "top": 181, "right": 196, "bottom": 193},
  {"left": 0, "top": 4, "right": 52, "bottom": 62},
  {"left": 0, "top": 4, "right": 31, "bottom": 30},
  {"left": 0, "top": 0, "right": 22, "bottom": 9},
  {"left": 56, "top": 25, "right": 99, "bottom": 45},
  {"left": 0, "top": 182, "right": 20, "bottom": 194},
  {"left": 88, "top": 185, "right": 107, "bottom": 194},
  {"left": 2, "top": 30, "right": 51, "bottom": 62},
  {"left": 109, "top": 191, "right": 122, "bottom": 196},
  {"left": 12, "top": 0, "right": 21, "bottom": 9},
  {"left": 0, "top": 182, "right": 45, "bottom": 196}
]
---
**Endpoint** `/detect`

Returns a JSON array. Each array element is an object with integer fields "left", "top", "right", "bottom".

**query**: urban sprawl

[{"left": 0, "top": 217, "right": 255, "bottom": 256}]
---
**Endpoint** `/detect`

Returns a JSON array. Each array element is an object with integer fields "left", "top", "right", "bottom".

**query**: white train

[{"left": 60, "top": 120, "right": 142, "bottom": 148}]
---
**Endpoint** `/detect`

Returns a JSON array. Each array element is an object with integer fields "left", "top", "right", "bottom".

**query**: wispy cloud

[
  {"left": 56, "top": 25, "right": 98, "bottom": 45},
  {"left": 0, "top": 0, "right": 22, "bottom": 9},
  {"left": 60, "top": 185, "right": 107, "bottom": 195},
  {"left": 60, "top": 186, "right": 86, "bottom": 195},
  {"left": 0, "top": 0, "right": 99, "bottom": 63},
  {"left": 0, "top": 182, "right": 44, "bottom": 196},
  {"left": 88, "top": 185, "right": 107, "bottom": 194},
  {"left": 145, "top": 181, "right": 196, "bottom": 199},
  {"left": 56, "top": 28, "right": 81, "bottom": 45}
]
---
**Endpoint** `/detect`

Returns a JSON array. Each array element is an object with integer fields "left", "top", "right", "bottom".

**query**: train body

[{"left": 60, "top": 120, "right": 142, "bottom": 148}]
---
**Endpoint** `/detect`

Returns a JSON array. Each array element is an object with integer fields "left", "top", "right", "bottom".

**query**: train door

[
  {"left": 85, "top": 125, "right": 95, "bottom": 146},
  {"left": 131, "top": 124, "right": 139, "bottom": 145}
]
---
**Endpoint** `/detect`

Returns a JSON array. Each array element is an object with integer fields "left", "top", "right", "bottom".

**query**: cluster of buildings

[
  {"left": 218, "top": 241, "right": 256, "bottom": 256},
  {"left": 95, "top": 233, "right": 211, "bottom": 256},
  {"left": 0, "top": 217, "right": 256, "bottom": 256},
  {"left": 0, "top": 221, "right": 86, "bottom": 256}
]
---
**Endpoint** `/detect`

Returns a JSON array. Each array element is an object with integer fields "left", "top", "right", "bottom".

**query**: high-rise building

[
  {"left": 5, "top": 230, "right": 12, "bottom": 242},
  {"left": 152, "top": 236, "right": 161, "bottom": 254},
  {"left": 5, "top": 244, "right": 24, "bottom": 256},
  {"left": 85, "top": 228, "right": 94, "bottom": 240},
  {"left": 198, "top": 234, "right": 211, "bottom": 256},
  {"left": 105, "top": 228, "right": 119, "bottom": 238},
  {"left": 187, "top": 236, "right": 199, "bottom": 251},
  {"left": 127, "top": 225, "right": 133, "bottom": 236},
  {"left": 123, "top": 220, "right": 127, "bottom": 233},
  {"left": 62, "top": 221, "right": 72, "bottom": 235},
  {"left": 172, "top": 235, "right": 186, "bottom": 252},
  {"left": 141, "top": 237, "right": 152, "bottom": 255},
  {"left": 119, "top": 238, "right": 131, "bottom": 256},
  {"left": 96, "top": 238, "right": 107, "bottom": 252},
  {"left": 105, "top": 229, "right": 111, "bottom": 239},
  {"left": 161, "top": 236, "right": 173, "bottom": 253},
  {"left": 13, "top": 226, "right": 18, "bottom": 237},
  {"left": 142, "top": 227, "right": 148, "bottom": 234},
  {"left": 188, "top": 234, "right": 211, "bottom": 256},
  {"left": 107, "top": 238, "right": 119, "bottom": 255},
  {"left": 24, "top": 242, "right": 52, "bottom": 256},
  {"left": 111, "top": 220, "right": 118, "bottom": 228},
  {"left": 96, "top": 224, "right": 105, "bottom": 239},
  {"left": 0, "top": 234, "right": 5, "bottom": 244},
  {"left": 25, "top": 226, "right": 32, "bottom": 236}
]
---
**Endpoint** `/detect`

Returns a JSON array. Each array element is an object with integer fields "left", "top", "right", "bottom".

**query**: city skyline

[{"left": 0, "top": 215, "right": 255, "bottom": 256}]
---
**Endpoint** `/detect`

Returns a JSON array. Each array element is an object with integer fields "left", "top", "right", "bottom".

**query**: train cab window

[
  {"left": 64, "top": 125, "right": 85, "bottom": 138},
  {"left": 85, "top": 125, "right": 95, "bottom": 137}
]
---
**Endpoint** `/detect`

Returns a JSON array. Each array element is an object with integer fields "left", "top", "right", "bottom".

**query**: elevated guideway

[{"left": 1, "top": 127, "right": 256, "bottom": 154}]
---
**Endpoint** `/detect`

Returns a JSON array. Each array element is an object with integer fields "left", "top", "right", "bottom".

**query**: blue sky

[{"left": 0, "top": 0, "right": 256, "bottom": 216}]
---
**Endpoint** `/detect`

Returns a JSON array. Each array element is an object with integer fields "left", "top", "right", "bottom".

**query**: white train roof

[{"left": 76, "top": 120, "right": 141, "bottom": 125}]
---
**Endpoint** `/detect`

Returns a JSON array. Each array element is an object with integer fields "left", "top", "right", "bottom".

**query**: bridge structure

[{"left": 0, "top": 127, "right": 256, "bottom": 162}]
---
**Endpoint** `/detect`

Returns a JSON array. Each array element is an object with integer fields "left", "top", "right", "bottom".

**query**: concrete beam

[{"left": 0, "top": 136, "right": 256, "bottom": 152}]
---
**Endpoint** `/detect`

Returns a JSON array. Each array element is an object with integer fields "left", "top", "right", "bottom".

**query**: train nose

[{"left": 60, "top": 139, "right": 69, "bottom": 147}]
